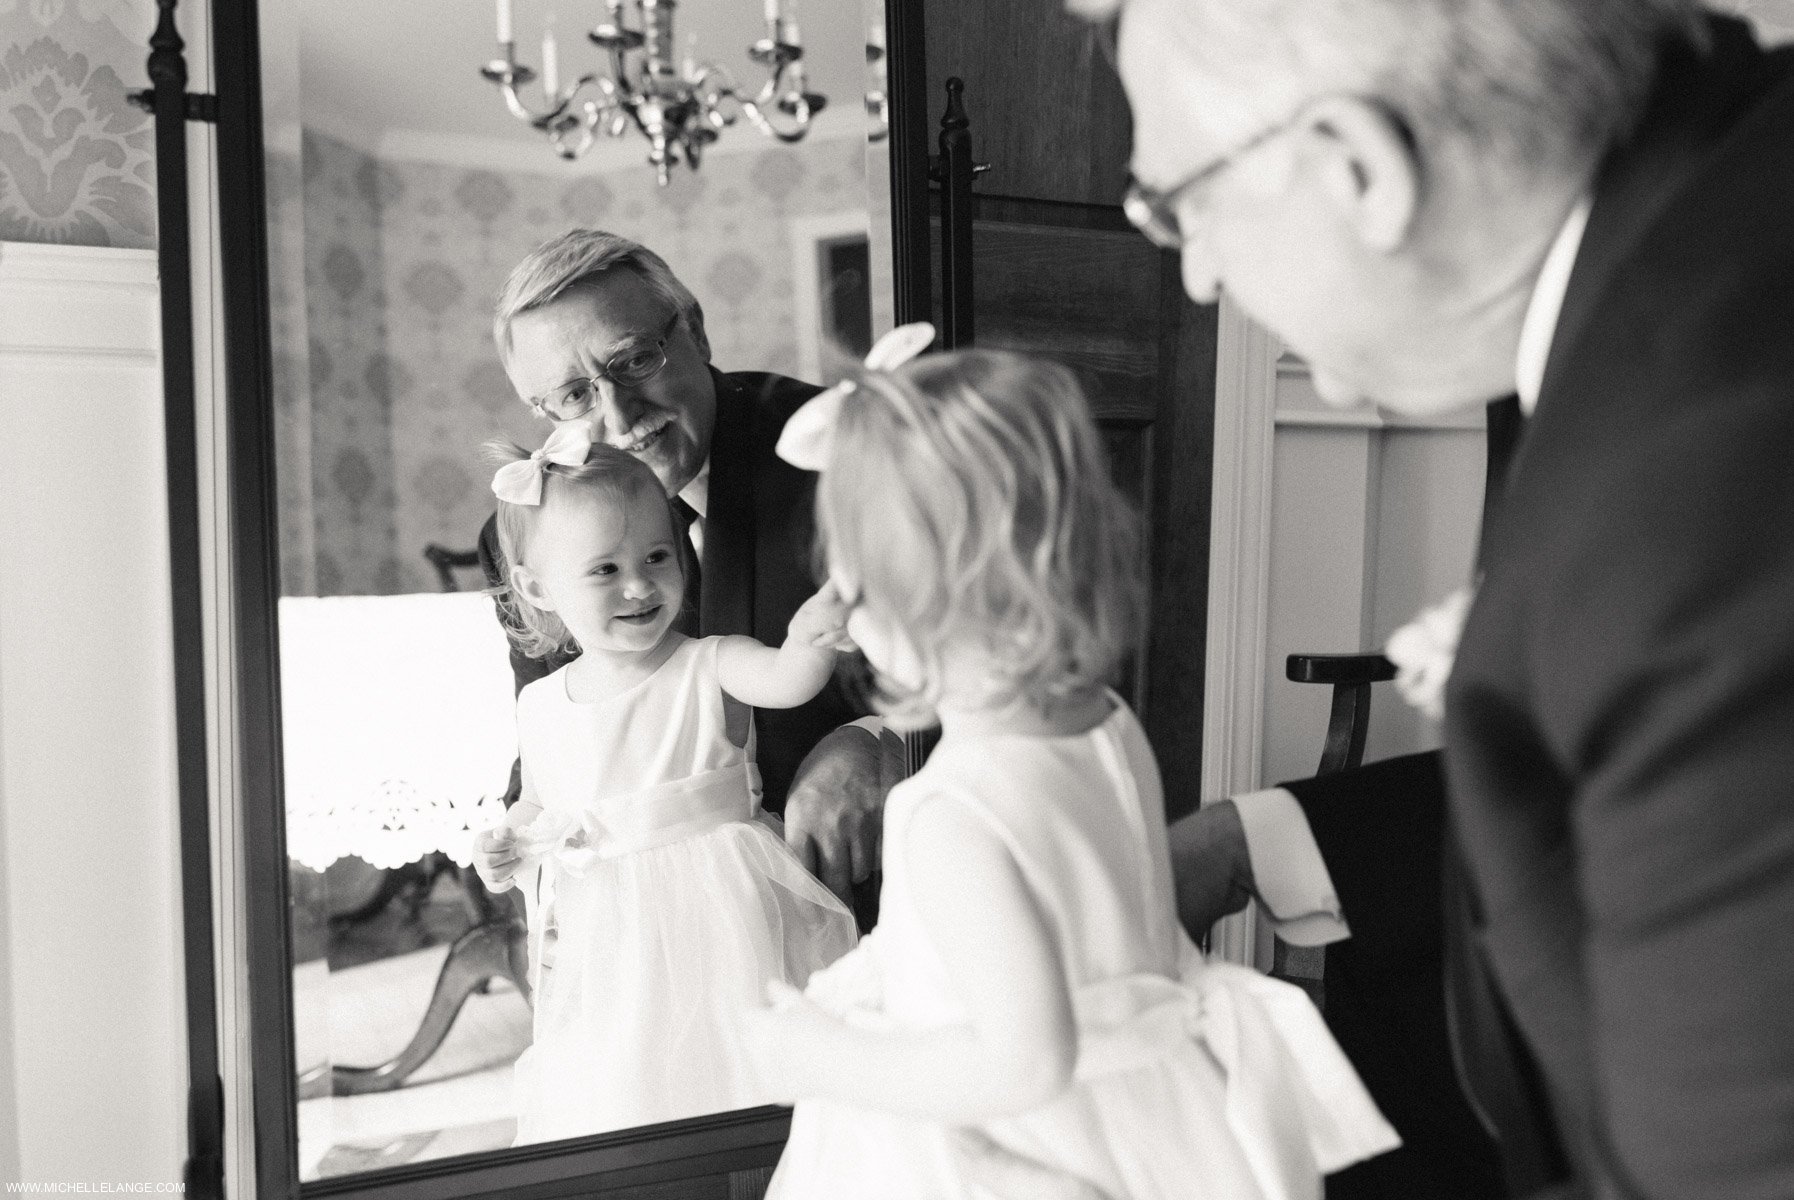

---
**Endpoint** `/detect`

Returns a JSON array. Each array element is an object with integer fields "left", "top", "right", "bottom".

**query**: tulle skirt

[
  {"left": 768, "top": 945, "right": 1399, "bottom": 1200},
  {"left": 513, "top": 818, "right": 857, "bottom": 1144}
]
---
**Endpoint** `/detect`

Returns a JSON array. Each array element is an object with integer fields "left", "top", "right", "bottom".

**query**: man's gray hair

[
  {"left": 1142, "top": 0, "right": 1706, "bottom": 178},
  {"left": 493, "top": 229, "right": 711, "bottom": 364}
]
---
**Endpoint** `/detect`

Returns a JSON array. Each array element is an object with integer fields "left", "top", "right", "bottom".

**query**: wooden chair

[
  {"left": 1268, "top": 653, "right": 1396, "bottom": 1006},
  {"left": 1284, "top": 652, "right": 1398, "bottom": 777},
  {"left": 423, "top": 542, "right": 484, "bottom": 592}
]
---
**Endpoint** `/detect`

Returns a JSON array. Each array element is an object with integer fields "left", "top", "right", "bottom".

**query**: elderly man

[
  {"left": 478, "top": 229, "right": 895, "bottom": 907},
  {"left": 1106, "top": 1, "right": 1794, "bottom": 1197}
]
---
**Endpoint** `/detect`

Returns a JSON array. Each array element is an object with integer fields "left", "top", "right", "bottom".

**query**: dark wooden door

[{"left": 925, "top": 4, "right": 1216, "bottom": 819}]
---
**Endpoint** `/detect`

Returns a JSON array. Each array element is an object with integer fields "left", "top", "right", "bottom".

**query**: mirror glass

[{"left": 259, "top": 0, "right": 895, "bottom": 1178}]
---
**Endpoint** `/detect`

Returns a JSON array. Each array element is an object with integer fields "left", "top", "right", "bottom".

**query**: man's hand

[
  {"left": 1165, "top": 800, "right": 1256, "bottom": 939},
  {"left": 785, "top": 724, "right": 903, "bottom": 904}
]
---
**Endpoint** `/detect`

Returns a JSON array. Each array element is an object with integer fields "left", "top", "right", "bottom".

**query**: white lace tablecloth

[{"left": 279, "top": 592, "right": 517, "bottom": 872}]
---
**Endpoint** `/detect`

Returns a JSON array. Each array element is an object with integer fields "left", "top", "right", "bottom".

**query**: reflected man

[
  {"left": 480, "top": 229, "right": 898, "bottom": 907},
  {"left": 1102, "top": 0, "right": 1794, "bottom": 1197}
]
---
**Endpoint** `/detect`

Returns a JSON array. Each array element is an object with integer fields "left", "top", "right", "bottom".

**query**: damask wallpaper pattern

[
  {"left": 274, "top": 129, "right": 874, "bottom": 597},
  {"left": 0, "top": 0, "right": 153, "bottom": 246},
  {"left": 5, "top": 0, "right": 1794, "bottom": 248}
]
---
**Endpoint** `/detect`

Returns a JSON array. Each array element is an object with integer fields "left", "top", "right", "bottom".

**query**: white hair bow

[
  {"left": 491, "top": 421, "right": 594, "bottom": 506},
  {"left": 775, "top": 322, "right": 936, "bottom": 472}
]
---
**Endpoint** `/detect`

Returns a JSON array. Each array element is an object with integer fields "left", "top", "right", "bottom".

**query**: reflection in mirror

[{"left": 260, "top": 0, "right": 895, "bottom": 1179}]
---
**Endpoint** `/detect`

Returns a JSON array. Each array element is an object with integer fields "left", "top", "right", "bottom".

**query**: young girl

[
  {"left": 745, "top": 335, "right": 1400, "bottom": 1200},
  {"left": 473, "top": 436, "right": 857, "bottom": 1143}
]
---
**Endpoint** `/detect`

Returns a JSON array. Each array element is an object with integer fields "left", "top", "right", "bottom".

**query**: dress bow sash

[
  {"left": 517, "top": 761, "right": 765, "bottom": 871},
  {"left": 1072, "top": 948, "right": 1400, "bottom": 1200}
]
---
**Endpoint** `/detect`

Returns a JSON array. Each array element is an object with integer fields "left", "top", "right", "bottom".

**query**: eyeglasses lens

[
  {"left": 607, "top": 345, "right": 667, "bottom": 385},
  {"left": 538, "top": 341, "right": 668, "bottom": 418}
]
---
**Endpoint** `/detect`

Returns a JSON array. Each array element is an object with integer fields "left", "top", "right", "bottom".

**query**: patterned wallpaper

[
  {"left": 4, "top": 0, "right": 1794, "bottom": 250},
  {"left": 273, "top": 131, "right": 879, "bottom": 596},
  {"left": 0, "top": 0, "right": 153, "bottom": 246}
]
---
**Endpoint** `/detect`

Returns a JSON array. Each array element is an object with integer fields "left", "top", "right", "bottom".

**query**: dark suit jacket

[
  {"left": 479, "top": 367, "right": 864, "bottom": 813},
  {"left": 1445, "top": 17, "right": 1794, "bottom": 1197},
  {"left": 1287, "top": 17, "right": 1794, "bottom": 1200}
]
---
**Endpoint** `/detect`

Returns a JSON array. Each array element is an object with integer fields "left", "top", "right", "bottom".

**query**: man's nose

[{"left": 591, "top": 377, "right": 643, "bottom": 439}]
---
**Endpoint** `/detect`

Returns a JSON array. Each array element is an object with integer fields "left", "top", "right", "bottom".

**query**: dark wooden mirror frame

[{"left": 146, "top": 0, "right": 935, "bottom": 1193}]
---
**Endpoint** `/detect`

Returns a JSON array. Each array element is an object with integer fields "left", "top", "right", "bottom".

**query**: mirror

[{"left": 254, "top": 0, "right": 900, "bottom": 1180}]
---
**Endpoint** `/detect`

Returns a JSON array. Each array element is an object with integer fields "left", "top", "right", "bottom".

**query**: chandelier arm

[
  {"left": 737, "top": 96, "right": 813, "bottom": 143},
  {"left": 498, "top": 80, "right": 538, "bottom": 123},
  {"left": 489, "top": 70, "right": 619, "bottom": 128},
  {"left": 549, "top": 115, "right": 599, "bottom": 159}
]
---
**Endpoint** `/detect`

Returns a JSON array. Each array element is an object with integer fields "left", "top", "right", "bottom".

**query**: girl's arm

[
  {"left": 746, "top": 792, "right": 1076, "bottom": 1123},
  {"left": 715, "top": 582, "right": 851, "bottom": 709}
]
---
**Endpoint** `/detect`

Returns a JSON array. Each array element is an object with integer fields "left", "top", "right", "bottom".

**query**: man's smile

[{"left": 616, "top": 414, "right": 674, "bottom": 453}]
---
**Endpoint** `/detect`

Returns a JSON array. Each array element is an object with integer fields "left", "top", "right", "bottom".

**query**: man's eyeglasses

[
  {"left": 529, "top": 313, "right": 681, "bottom": 421},
  {"left": 1122, "top": 112, "right": 1305, "bottom": 251}
]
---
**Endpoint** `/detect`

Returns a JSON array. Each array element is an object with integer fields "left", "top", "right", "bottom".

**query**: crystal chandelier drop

[{"left": 481, "top": 0, "right": 827, "bottom": 185}]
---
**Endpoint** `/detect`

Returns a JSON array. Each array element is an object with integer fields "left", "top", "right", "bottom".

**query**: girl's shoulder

[
  {"left": 892, "top": 701, "right": 1156, "bottom": 845},
  {"left": 910, "top": 698, "right": 1146, "bottom": 786},
  {"left": 517, "top": 660, "right": 575, "bottom": 712}
]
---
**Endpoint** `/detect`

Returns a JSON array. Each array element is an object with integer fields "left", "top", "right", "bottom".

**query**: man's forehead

[
  {"left": 1117, "top": 0, "right": 1280, "bottom": 184},
  {"left": 566, "top": 273, "right": 669, "bottom": 342},
  {"left": 506, "top": 275, "right": 667, "bottom": 388}
]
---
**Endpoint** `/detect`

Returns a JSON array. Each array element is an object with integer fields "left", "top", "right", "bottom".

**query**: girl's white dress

[
  {"left": 768, "top": 701, "right": 1399, "bottom": 1200},
  {"left": 510, "top": 635, "right": 857, "bottom": 1143}
]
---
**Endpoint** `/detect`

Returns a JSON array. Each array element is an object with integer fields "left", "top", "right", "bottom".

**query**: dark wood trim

[
  {"left": 933, "top": 77, "right": 975, "bottom": 349},
  {"left": 141, "top": 0, "right": 225, "bottom": 1195},
  {"left": 204, "top": 0, "right": 932, "bottom": 1195},
  {"left": 209, "top": 0, "right": 302, "bottom": 1194},
  {"left": 299, "top": 1110, "right": 789, "bottom": 1200},
  {"left": 886, "top": 0, "right": 931, "bottom": 326}
]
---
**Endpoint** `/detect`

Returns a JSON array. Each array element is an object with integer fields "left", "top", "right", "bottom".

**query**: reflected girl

[{"left": 473, "top": 439, "right": 856, "bottom": 1142}]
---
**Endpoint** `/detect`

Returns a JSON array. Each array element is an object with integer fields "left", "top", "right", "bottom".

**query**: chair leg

[{"left": 331, "top": 890, "right": 530, "bottom": 1095}]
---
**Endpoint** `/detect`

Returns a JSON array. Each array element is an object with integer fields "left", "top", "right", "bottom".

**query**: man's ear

[
  {"left": 510, "top": 563, "right": 558, "bottom": 613},
  {"left": 1302, "top": 95, "right": 1420, "bottom": 253}
]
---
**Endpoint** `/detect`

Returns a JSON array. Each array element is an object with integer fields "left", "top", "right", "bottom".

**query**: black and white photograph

[{"left": 2, "top": 0, "right": 1792, "bottom": 1197}]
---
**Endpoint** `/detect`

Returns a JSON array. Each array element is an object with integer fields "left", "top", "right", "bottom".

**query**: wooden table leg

[{"left": 330, "top": 870, "right": 529, "bottom": 1096}]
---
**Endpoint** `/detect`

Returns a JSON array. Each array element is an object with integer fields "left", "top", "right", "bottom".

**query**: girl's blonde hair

[
  {"left": 817, "top": 349, "right": 1144, "bottom": 725},
  {"left": 486, "top": 441, "right": 677, "bottom": 659}
]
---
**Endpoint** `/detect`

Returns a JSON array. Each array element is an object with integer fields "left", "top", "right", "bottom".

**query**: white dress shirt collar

[
  {"left": 1514, "top": 198, "right": 1593, "bottom": 415},
  {"left": 677, "top": 460, "right": 710, "bottom": 519}
]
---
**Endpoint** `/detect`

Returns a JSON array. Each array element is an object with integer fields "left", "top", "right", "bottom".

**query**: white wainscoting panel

[{"left": 0, "top": 242, "right": 187, "bottom": 1186}]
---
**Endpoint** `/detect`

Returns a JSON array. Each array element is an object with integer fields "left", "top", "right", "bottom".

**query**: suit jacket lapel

[{"left": 700, "top": 368, "right": 756, "bottom": 637}]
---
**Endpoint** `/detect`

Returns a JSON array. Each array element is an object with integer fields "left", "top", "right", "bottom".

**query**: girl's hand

[
  {"left": 740, "top": 980, "right": 832, "bottom": 1103},
  {"left": 788, "top": 580, "right": 856, "bottom": 653},
  {"left": 473, "top": 825, "right": 522, "bottom": 893}
]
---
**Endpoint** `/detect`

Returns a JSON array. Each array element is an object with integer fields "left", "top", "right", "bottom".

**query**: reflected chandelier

[{"left": 482, "top": 0, "right": 826, "bottom": 185}]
